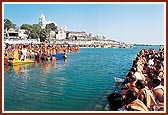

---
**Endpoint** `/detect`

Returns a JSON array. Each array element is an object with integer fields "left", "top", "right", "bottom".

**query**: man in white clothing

[{"left": 20, "top": 45, "right": 27, "bottom": 61}]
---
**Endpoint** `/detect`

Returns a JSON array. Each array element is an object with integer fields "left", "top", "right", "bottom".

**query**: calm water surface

[{"left": 4, "top": 45, "right": 160, "bottom": 111}]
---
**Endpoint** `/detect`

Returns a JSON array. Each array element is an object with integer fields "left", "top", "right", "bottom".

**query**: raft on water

[{"left": 9, "top": 59, "right": 34, "bottom": 66}]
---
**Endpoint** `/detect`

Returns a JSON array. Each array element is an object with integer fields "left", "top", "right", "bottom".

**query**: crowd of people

[
  {"left": 4, "top": 41, "right": 80, "bottom": 65},
  {"left": 4, "top": 42, "right": 165, "bottom": 111},
  {"left": 107, "top": 45, "right": 165, "bottom": 111}
]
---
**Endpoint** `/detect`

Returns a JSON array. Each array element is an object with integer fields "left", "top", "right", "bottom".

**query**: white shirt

[
  {"left": 22, "top": 48, "right": 27, "bottom": 55},
  {"left": 134, "top": 72, "right": 142, "bottom": 80},
  {"left": 148, "top": 58, "right": 154, "bottom": 66}
]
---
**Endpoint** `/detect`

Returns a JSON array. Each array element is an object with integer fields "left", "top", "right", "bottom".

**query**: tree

[
  {"left": 20, "top": 24, "right": 32, "bottom": 39},
  {"left": 31, "top": 24, "right": 41, "bottom": 39},
  {"left": 32, "top": 24, "right": 41, "bottom": 34},
  {"left": 20, "top": 24, "right": 32, "bottom": 32},
  {"left": 45, "top": 23, "right": 57, "bottom": 38},
  {"left": 39, "top": 29, "right": 47, "bottom": 42},
  {"left": 45, "top": 23, "right": 57, "bottom": 31},
  {"left": 20, "top": 24, "right": 41, "bottom": 39},
  {"left": 4, "top": 19, "right": 16, "bottom": 30}
]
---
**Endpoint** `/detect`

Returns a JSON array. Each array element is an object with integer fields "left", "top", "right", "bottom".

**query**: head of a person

[
  {"left": 121, "top": 85, "right": 129, "bottom": 100},
  {"left": 159, "top": 45, "right": 163, "bottom": 49},
  {"left": 108, "top": 91, "right": 123, "bottom": 111},
  {"left": 153, "top": 78, "right": 161, "bottom": 87},
  {"left": 128, "top": 74, "right": 137, "bottom": 84},
  {"left": 23, "top": 45, "right": 26, "bottom": 48},
  {"left": 125, "top": 89, "right": 138, "bottom": 104},
  {"left": 141, "top": 56, "right": 147, "bottom": 64},
  {"left": 140, "top": 49, "right": 145, "bottom": 55},
  {"left": 135, "top": 80, "right": 146, "bottom": 90},
  {"left": 129, "top": 67, "right": 137, "bottom": 73},
  {"left": 127, "top": 70, "right": 135, "bottom": 77}
]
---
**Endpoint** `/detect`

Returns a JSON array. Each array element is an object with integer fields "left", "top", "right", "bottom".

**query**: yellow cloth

[
  {"left": 13, "top": 49, "right": 19, "bottom": 60},
  {"left": 126, "top": 99, "right": 149, "bottom": 111},
  {"left": 143, "top": 88, "right": 157, "bottom": 109}
]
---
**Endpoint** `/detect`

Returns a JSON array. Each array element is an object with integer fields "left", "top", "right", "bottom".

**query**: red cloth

[{"left": 4, "top": 57, "right": 8, "bottom": 65}]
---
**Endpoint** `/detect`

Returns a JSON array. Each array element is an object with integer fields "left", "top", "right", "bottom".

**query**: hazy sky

[{"left": 3, "top": 2, "right": 165, "bottom": 45}]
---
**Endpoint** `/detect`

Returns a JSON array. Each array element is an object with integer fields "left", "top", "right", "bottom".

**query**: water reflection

[
  {"left": 4, "top": 65, "right": 9, "bottom": 73},
  {"left": 114, "top": 82, "right": 124, "bottom": 91},
  {"left": 11, "top": 59, "right": 67, "bottom": 75},
  {"left": 12, "top": 63, "right": 33, "bottom": 75}
]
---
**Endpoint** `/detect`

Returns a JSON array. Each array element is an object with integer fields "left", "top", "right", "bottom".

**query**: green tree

[
  {"left": 4, "top": 19, "right": 16, "bottom": 30},
  {"left": 45, "top": 23, "right": 57, "bottom": 31},
  {"left": 31, "top": 24, "right": 41, "bottom": 39},
  {"left": 39, "top": 29, "right": 47, "bottom": 42},
  {"left": 45, "top": 23, "right": 57, "bottom": 38},
  {"left": 32, "top": 24, "right": 41, "bottom": 35},
  {"left": 20, "top": 24, "right": 32, "bottom": 32},
  {"left": 20, "top": 24, "right": 41, "bottom": 39},
  {"left": 20, "top": 24, "right": 32, "bottom": 39}
]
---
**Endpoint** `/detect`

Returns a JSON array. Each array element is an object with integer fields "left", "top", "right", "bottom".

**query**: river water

[{"left": 4, "top": 45, "right": 160, "bottom": 111}]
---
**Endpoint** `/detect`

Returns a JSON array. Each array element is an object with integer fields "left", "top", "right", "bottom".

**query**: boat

[
  {"left": 9, "top": 59, "right": 34, "bottom": 66},
  {"left": 114, "top": 77, "right": 125, "bottom": 83},
  {"left": 53, "top": 53, "right": 66, "bottom": 60},
  {"left": 41, "top": 53, "right": 67, "bottom": 60}
]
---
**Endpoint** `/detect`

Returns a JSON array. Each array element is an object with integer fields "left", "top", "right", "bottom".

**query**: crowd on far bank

[
  {"left": 4, "top": 41, "right": 80, "bottom": 65},
  {"left": 107, "top": 45, "right": 164, "bottom": 111}
]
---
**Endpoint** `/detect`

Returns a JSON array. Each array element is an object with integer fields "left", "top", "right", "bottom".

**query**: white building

[
  {"left": 56, "top": 28, "right": 66, "bottom": 40},
  {"left": 67, "top": 31, "right": 88, "bottom": 40},
  {"left": 39, "top": 14, "right": 67, "bottom": 40},
  {"left": 4, "top": 28, "right": 28, "bottom": 40},
  {"left": 18, "top": 29, "right": 28, "bottom": 39},
  {"left": 39, "top": 14, "right": 52, "bottom": 29}
]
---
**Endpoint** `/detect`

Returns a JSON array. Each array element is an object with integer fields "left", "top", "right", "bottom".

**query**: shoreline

[{"left": 4, "top": 39, "right": 134, "bottom": 49}]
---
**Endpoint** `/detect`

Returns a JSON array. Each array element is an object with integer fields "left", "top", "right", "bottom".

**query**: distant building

[
  {"left": 18, "top": 29, "right": 28, "bottom": 39},
  {"left": 38, "top": 14, "right": 52, "bottom": 29},
  {"left": 64, "top": 25, "right": 67, "bottom": 31},
  {"left": 38, "top": 14, "right": 106, "bottom": 41},
  {"left": 4, "top": 28, "right": 28, "bottom": 40},
  {"left": 56, "top": 27, "right": 66, "bottom": 40},
  {"left": 66, "top": 31, "right": 88, "bottom": 40},
  {"left": 49, "top": 30, "right": 56, "bottom": 39},
  {"left": 39, "top": 14, "right": 68, "bottom": 40}
]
